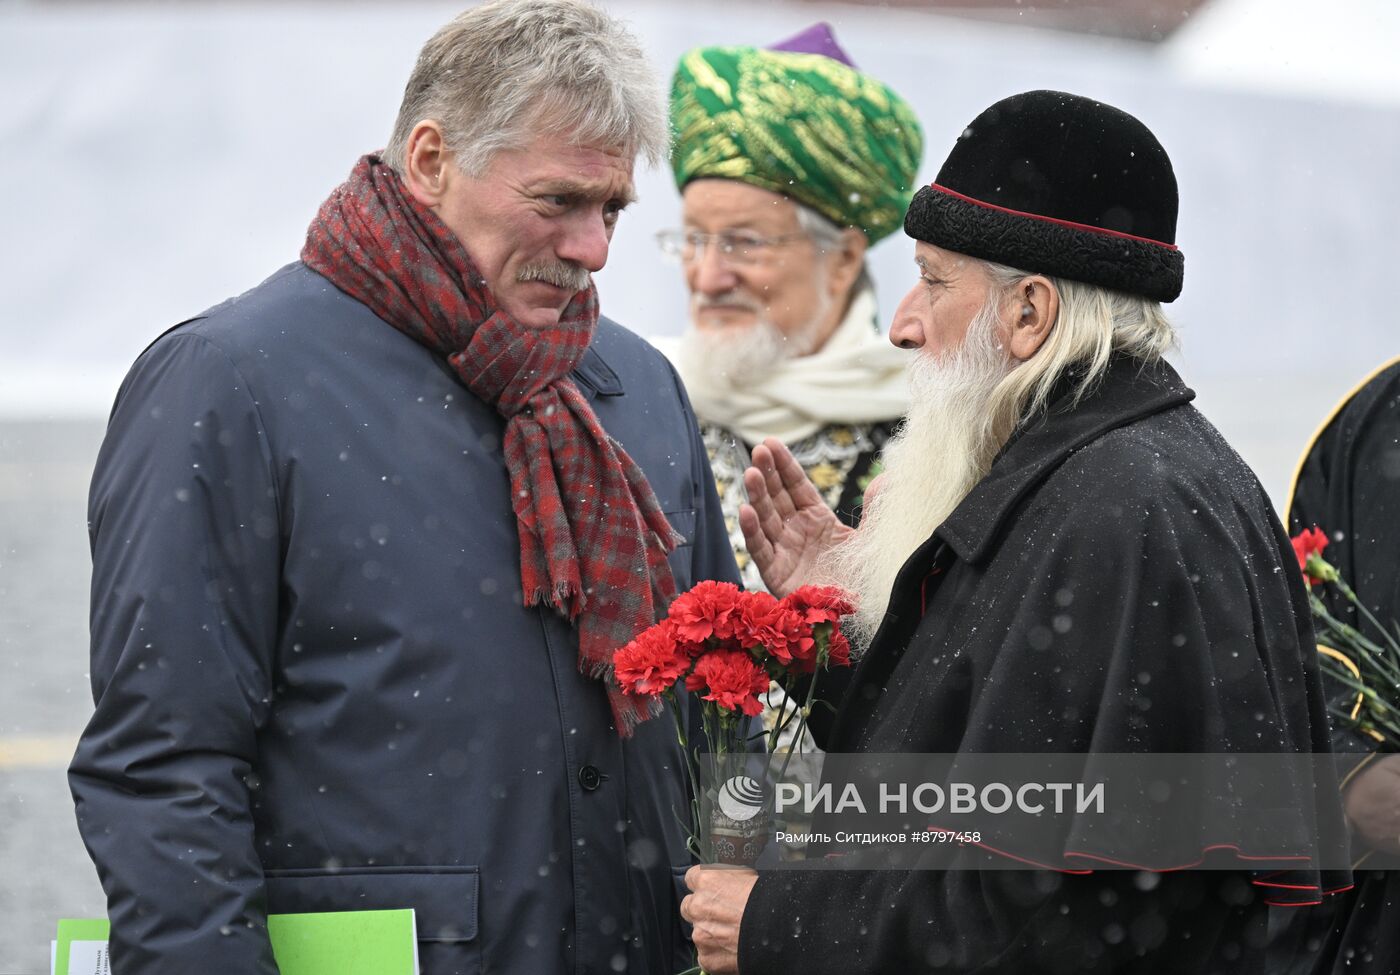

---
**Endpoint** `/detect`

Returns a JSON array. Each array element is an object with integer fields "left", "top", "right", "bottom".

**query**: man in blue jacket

[{"left": 69, "top": 2, "right": 738, "bottom": 972}]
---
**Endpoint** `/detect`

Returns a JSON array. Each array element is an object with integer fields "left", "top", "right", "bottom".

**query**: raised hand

[{"left": 738, "top": 438, "right": 852, "bottom": 598}]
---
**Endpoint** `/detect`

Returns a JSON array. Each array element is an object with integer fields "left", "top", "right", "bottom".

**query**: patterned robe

[{"left": 700, "top": 419, "right": 897, "bottom": 590}]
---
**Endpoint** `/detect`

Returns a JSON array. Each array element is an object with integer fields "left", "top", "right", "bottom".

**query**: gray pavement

[{"left": 1, "top": 420, "right": 108, "bottom": 975}]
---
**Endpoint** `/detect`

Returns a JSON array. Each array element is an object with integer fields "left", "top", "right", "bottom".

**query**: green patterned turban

[{"left": 670, "top": 43, "right": 923, "bottom": 244}]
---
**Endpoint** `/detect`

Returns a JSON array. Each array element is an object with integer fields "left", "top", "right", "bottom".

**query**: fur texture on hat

[{"left": 904, "top": 90, "right": 1184, "bottom": 302}]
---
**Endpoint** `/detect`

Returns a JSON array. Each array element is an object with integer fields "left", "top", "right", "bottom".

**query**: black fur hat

[{"left": 904, "top": 90, "right": 1184, "bottom": 302}]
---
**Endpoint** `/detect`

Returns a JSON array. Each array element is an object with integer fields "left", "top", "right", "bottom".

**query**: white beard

[
  {"left": 678, "top": 288, "right": 831, "bottom": 389},
  {"left": 821, "top": 298, "right": 1015, "bottom": 651},
  {"left": 678, "top": 315, "right": 791, "bottom": 388}
]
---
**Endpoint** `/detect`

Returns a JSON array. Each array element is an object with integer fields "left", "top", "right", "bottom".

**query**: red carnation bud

[{"left": 1289, "top": 527, "right": 1337, "bottom": 585}]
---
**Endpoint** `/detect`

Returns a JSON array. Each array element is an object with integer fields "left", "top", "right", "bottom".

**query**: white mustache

[{"left": 691, "top": 292, "right": 763, "bottom": 314}]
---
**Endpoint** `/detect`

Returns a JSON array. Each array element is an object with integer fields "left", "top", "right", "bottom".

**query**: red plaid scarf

[{"left": 302, "top": 154, "right": 679, "bottom": 735}]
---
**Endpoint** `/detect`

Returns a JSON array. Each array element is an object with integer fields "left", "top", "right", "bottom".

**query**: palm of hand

[
  {"left": 753, "top": 504, "right": 851, "bottom": 597},
  {"left": 737, "top": 439, "right": 854, "bottom": 598}
]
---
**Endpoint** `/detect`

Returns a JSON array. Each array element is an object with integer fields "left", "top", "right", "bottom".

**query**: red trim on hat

[{"left": 927, "top": 183, "right": 1180, "bottom": 252}]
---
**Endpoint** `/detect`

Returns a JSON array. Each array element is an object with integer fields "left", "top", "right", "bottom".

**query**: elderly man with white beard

[
  {"left": 678, "top": 90, "right": 1347, "bottom": 975},
  {"left": 657, "top": 24, "right": 923, "bottom": 590}
]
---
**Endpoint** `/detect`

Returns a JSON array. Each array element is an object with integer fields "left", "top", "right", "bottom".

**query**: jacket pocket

[{"left": 263, "top": 865, "right": 479, "bottom": 943}]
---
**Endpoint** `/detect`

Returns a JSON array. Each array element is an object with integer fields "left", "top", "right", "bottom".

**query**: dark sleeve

[
  {"left": 1288, "top": 370, "right": 1400, "bottom": 759},
  {"left": 741, "top": 868, "right": 1253, "bottom": 974},
  {"left": 70, "top": 333, "right": 282, "bottom": 974},
  {"left": 1289, "top": 364, "right": 1400, "bottom": 641}
]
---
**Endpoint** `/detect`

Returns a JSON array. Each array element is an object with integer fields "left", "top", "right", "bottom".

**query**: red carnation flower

[
  {"left": 782, "top": 585, "right": 856, "bottom": 626},
  {"left": 826, "top": 629, "right": 852, "bottom": 669},
  {"left": 737, "top": 588, "right": 780, "bottom": 617},
  {"left": 667, "top": 580, "right": 744, "bottom": 644},
  {"left": 758, "top": 602, "right": 817, "bottom": 671},
  {"left": 614, "top": 620, "right": 690, "bottom": 697},
  {"left": 723, "top": 591, "right": 793, "bottom": 657},
  {"left": 727, "top": 590, "right": 778, "bottom": 646},
  {"left": 1290, "top": 527, "right": 1334, "bottom": 585},
  {"left": 684, "top": 649, "right": 770, "bottom": 716}
]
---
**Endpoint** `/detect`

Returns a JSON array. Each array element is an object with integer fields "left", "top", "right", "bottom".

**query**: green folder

[{"left": 54, "top": 909, "right": 418, "bottom": 975}]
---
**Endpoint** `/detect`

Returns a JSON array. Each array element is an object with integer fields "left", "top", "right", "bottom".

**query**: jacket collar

[
  {"left": 570, "top": 344, "right": 624, "bottom": 399},
  {"left": 936, "top": 354, "right": 1194, "bottom": 566}
]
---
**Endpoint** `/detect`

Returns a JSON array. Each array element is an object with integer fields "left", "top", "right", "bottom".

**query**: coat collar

[
  {"left": 831, "top": 354, "right": 1196, "bottom": 749},
  {"left": 936, "top": 354, "right": 1195, "bottom": 566},
  {"left": 570, "top": 344, "right": 624, "bottom": 399}
]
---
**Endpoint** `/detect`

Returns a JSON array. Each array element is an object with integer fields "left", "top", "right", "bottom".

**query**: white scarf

[{"left": 652, "top": 288, "right": 910, "bottom": 445}]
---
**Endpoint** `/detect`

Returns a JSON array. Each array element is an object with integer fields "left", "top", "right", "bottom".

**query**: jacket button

[{"left": 578, "top": 765, "right": 604, "bottom": 791}]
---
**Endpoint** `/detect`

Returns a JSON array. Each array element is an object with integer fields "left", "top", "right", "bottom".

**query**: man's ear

[
  {"left": 1006, "top": 276, "right": 1059, "bottom": 362},
  {"left": 402, "top": 120, "right": 451, "bottom": 208},
  {"left": 825, "top": 228, "right": 868, "bottom": 301}
]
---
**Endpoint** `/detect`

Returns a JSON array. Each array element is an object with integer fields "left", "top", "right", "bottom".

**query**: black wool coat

[
  {"left": 1286, "top": 356, "right": 1400, "bottom": 975},
  {"left": 739, "top": 354, "right": 1345, "bottom": 975}
]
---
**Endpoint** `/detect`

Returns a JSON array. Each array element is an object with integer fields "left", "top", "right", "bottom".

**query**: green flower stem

[
  {"left": 1318, "top": 621, "right": 1400, "bottom": 689},
  {"left": 1316, "top": 661, "right": 1400, "bottom": 744},
  {"left": 1334, "top": 575, "right": 1400, "bottom": 658},
  {"left": 1310, "top": 595, "right": 1400, "bottom": 688},
  {"left": 666, "top": 689, "right": 704, "bottom": 862},
  {"left": 765, "top": 678, "right": 803, "bottom": 756},
  {"left": 775, "top": 629, "right": 830, "bottom": 789}
]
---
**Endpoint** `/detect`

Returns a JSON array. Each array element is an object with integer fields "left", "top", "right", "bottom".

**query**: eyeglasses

[{"left": 654, "top": 229, "right": 809, "bottom": 267}]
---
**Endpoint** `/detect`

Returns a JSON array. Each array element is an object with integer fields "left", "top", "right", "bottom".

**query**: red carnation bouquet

[
  {"left": 1292, "top": 527, "right": 1400, "bottom": 747},
  {"left": 612, "top": 581, "right": 854, "bottom": 864}
]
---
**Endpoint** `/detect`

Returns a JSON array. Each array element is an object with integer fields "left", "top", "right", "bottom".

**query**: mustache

[
  {"left": 691, "top": 291, "right": 763, "bottom": 314},
  {"left": 517, "top": 260, "right": 591, "bottom": 292}
]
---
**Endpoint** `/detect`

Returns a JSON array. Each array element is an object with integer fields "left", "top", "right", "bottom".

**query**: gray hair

[
  {"left": 978, "top": 259, "right": 1178, "bottom": 445},
  {"left": 795, "top": 202, "right": 873, "bottom": 298},
  {"left": 384, "top": 0, "right": 667, "bottom": 177}
]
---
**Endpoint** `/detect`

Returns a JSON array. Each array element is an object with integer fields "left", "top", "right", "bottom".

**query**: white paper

[{"left": 66, "top": 940, "right": 110, "bottom": 975}]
